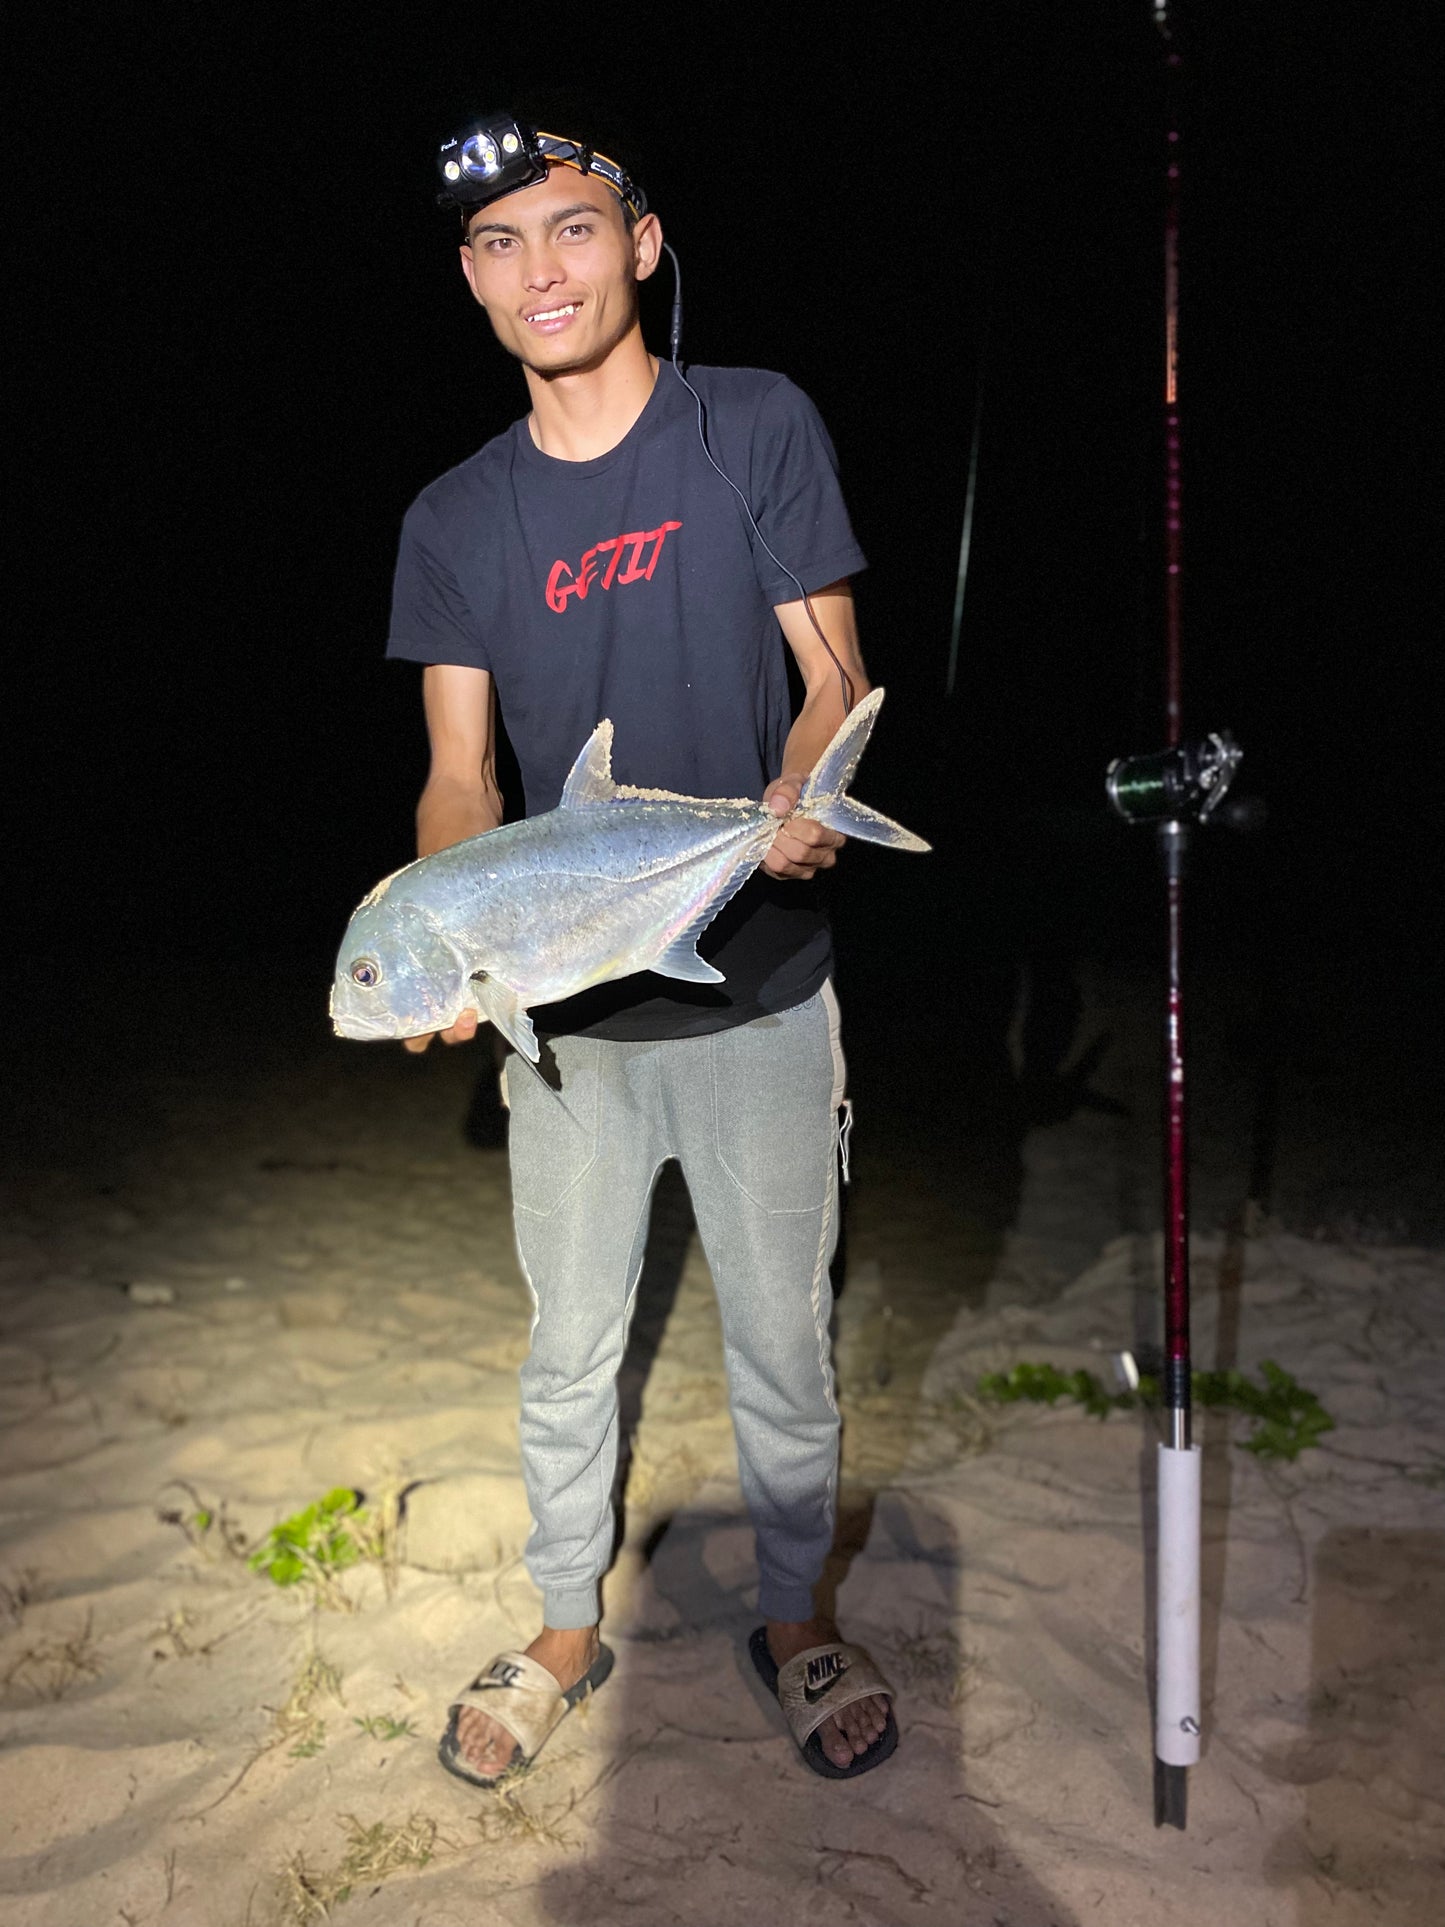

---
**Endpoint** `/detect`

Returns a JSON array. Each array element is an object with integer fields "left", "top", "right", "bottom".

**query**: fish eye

[{"left": 350, "top": 957, "right": 382, "bottom": 988}]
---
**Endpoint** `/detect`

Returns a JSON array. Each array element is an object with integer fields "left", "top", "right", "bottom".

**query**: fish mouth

[{"left": 332, "top": 1009, "right": 402, "bottom": 1042}]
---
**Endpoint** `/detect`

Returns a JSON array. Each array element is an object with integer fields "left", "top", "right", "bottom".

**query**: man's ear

[
  {"left": 632, "top": 211, "right": 663, "bottom": 284},
  {"left": 459, "top": 240, "right": 484, "bottom": 304}
]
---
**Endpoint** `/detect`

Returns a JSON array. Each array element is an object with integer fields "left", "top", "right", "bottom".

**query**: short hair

[{"left": 461, "top": 158, "right": 641, "bottom": 243}]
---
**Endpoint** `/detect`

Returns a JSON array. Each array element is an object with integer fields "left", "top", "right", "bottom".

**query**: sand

[{"left": 2, "top": 990, "right": 1442, "bottom": 1927}]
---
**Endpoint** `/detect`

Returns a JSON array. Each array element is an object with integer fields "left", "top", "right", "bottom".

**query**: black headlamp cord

[{"left": 662, "top": 244, "right": 856, "bottom": 719}]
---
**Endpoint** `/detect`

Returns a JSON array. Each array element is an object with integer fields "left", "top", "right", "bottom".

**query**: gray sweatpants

[{"left": 505, "top": 985, "right": 847, "bottom": 1629}]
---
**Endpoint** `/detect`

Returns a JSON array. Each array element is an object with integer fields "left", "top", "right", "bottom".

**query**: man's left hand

[{"left": 762, "top": 774, "right": 845, "bottom": 879}]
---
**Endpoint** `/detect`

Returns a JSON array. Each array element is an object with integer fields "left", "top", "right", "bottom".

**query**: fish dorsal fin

[{"left": 560, "top": 721, "right": 619, "bottom": 809}]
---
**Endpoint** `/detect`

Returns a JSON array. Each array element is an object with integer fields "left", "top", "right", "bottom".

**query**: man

[{"left": 386, "top": 113, "right": 898, "bottom": 1783}]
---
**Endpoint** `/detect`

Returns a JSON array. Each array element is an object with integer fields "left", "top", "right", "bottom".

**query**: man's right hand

[
  {"left": 405, "top": 666, "right": 504, "bottom": 1057},
  {"left": 404, "top": 1009, "right": 481, "bottom": 1055}
]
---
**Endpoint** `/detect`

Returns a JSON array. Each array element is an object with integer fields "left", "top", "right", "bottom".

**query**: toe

[
  {"left": 819, "top": 1715, "right": 855, "bottom": 1770},
  {"left": 840, "top": 1695, "right": 889, "bottom": 1755},
  {"left": 456, "top": 1708, "right": 519, "bottom": 1776}
]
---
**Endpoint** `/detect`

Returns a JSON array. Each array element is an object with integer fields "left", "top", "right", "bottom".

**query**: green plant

[
  {"left": 248, "top": 1489, "right": 370, "bottom": 1603},
  {"left": 1192, "top": 1361, "right": 1335, "bottom": 1460},
  {"left": 976, "top": 1357, "right": 1334, "bottom": 1461},
  {"left": 976, "top": 1361, "right": 1117, "bottom": 1419}
]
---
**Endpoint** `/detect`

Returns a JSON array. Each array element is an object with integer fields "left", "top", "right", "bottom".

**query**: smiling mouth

[{"left": 526, "top": 303, "right": 581, "bottom": 327}]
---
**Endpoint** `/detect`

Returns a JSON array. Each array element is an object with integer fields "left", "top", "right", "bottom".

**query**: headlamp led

[{"left": 437, "top": 111, "right": 647, "bottom": 223}]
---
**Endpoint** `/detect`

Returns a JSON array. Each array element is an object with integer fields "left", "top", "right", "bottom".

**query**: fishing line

[
  {"left": 945, "top": 304, "right": 989, "bottom": 699},
  {"left": 663, "top": 243, "right": 856, "bottom": 718}
]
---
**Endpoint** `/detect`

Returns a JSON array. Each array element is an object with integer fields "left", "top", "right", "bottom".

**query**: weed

[
  {"left": 2, "top": 1612, "right": 101, "bottom": 1701},
  {"left": 279, "top": 1813, "right": 441, "bottom": 1922},
  {"left": 1197, "top": 1361, "right": 1335, "bottom": 1460},
  {"left": 248, "top": 1485, "right": 402, "bottom": 1609},
  {"left": 889, "top": 1620, "right": 975, "bottom": 1709},
  {"left": 353, "top": 1713, "right": 418, "bottom": 1741},
  {"left": 0, "top": 1569, "right": 40, "bottom": 1626},
  {"left": 347, "top": 1480, "right": 403, "bottom": 1600},
  {"left": 977, "top": 1357, "right": 1335, "bottom": 1460},
  {"left": 473, "top": 1784, "right": 578, "bottom": 1851},
  {"left": 270, "top": 1653, "right": 345, "bottom": 1760},
  {"left": 156, "top": 1479, "right": 249, "bottom": 1561},
  {"left": 154, "top": 1608, "right": 195, "bottom": 1658}
]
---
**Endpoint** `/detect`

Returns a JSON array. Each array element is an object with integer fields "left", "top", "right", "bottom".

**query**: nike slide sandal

[
  {"left": 748, "top": 1626, "right": 899, "bottom": 1780},
  {"left": 438, "top": 1644, "right": 614, "bottom": 1789}
]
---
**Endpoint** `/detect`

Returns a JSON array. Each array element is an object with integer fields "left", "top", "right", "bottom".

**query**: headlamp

[{"left": 437, "top": 111, "right": 647, "bottom": 222}]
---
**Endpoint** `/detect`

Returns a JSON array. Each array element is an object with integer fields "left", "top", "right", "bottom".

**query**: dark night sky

[{"left": 13, "top": 4, "right": 1435, "bottom": 1028}]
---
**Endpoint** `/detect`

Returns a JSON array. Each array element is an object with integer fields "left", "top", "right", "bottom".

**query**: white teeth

[{"left": 530, "top": 304, "right": 578, "bottom": 323}]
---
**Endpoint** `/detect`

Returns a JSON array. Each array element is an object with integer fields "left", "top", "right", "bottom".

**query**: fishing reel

[
  {"left": 436, "top": 111, "right": 647, "bottom": 222},
  {"left": 1106, "top": 732, "right": 1243, "bottom": 826}
]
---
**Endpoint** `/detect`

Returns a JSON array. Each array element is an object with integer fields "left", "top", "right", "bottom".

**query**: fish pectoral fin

[
  {"left": 472, "top": 974, "right": 540, "bottom": 1063},
  {"left": 651, "top": 929, "right": 726, "bottom": 985},
  {"left": 559, "top": 721, "right": 619, "bottom": 809}
]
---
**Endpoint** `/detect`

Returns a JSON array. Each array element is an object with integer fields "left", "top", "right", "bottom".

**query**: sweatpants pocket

[{"left": 709, "top": 997, "right": 834, "bottom": 1213}]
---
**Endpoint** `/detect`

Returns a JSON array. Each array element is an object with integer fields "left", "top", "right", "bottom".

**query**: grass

[
  {"left": 977, "top": 1358, "right": 1335, "bottom": 1460},
  {"left": 888, "top": 1619, "right": 976, "bottom": 1710},
  {"left": 2, "top": 1612, "right": 101, "bottom": 1701},
  {"left": 473, "top": 1783, "right": 579, "bottom": 1851},
  {"left": 270, "top": 1653, "right": 345, "bottom": 1760},
  {"left": 155, "top": 1479, "right": 250, "bottom": 1562},
  {"left": 353, "top": 1713, "right": 418, "bottom": 1741},
  {"left": 0, "top": 1569, "right": 40, "bottom": 1627},
  {"left": 279, "top": 1814, "right": 442, "bottom": 1923}
]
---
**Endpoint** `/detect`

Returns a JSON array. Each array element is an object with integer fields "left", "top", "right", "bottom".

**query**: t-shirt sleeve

[
  {"left": 386, "top": 494, "right": 490, "bottom": 668},
  {"left": 747, "top": 377, "right": 868, "bottom": 604}
]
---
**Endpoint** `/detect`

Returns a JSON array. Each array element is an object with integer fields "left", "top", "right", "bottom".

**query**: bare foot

[
  {"left": 765, "top": 1617, "right": 891, "bottom": 1771},
  {"left": 454, "top": 1624, "right": 600, "bottom": 1779}
]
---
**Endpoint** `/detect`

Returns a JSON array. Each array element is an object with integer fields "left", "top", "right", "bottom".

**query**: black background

[{"left": 12, "top": 3, "right": 1437, "bottom": 1196}]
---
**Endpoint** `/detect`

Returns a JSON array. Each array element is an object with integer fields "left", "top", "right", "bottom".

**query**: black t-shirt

[{"left": 386, "top": 363, "right": 867, "bottom": 1040}]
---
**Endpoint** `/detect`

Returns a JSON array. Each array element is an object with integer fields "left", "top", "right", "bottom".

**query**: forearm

[
  {"left": 416, "top": 770, "right": 504, "bottom": 858},
  {"left": 778, "top": 668, "right": 873, "bottom": 782},
  {"left": 773, "top": 582, "right": 871, "bottom": 782}
]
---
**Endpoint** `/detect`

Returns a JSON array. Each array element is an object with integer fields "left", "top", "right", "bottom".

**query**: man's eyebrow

[{"left": 467, "top": 201, "right": 610, "bottom": 240}]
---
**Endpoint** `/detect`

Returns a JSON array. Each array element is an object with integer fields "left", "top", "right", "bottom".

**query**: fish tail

[{"left": 798, "top": 689, "right": 931, "bottom": 852}]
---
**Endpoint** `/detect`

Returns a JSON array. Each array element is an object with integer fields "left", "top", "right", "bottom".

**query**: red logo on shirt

[{"left": 545, "top": 522, "right": 683, "bottom": 614}]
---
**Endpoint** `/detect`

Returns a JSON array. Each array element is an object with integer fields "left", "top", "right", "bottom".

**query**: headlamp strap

[{"left": 534, "top": 132, "right": 644, "bottom": 218}]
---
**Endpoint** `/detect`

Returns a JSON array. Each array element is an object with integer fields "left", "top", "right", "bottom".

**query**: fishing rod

[{"left": 1106, "top": 2, "right": 1245, "bottom": 1832}]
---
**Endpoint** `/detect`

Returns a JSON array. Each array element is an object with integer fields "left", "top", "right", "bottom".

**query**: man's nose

[{"left": 521, "top": 243, "right": 564, "bottom": 290}]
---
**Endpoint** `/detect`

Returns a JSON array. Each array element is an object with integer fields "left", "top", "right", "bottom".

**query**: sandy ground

[{"left": 2, "top": 970, "right": 1442, "bottom": 1927}]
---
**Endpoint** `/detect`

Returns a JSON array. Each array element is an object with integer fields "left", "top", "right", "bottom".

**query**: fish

[{"left": 329, "top": 687, "right": 928, "bottom": 1061}]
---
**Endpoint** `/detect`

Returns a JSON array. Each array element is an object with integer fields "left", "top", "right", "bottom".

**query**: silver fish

[{"left": 330, "top": 688, "right": 927, "bottom": 1061}]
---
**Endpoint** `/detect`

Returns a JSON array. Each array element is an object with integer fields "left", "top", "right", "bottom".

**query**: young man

[{"left": 386, "top": 116, "right": 898, "bottom": 1782}]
